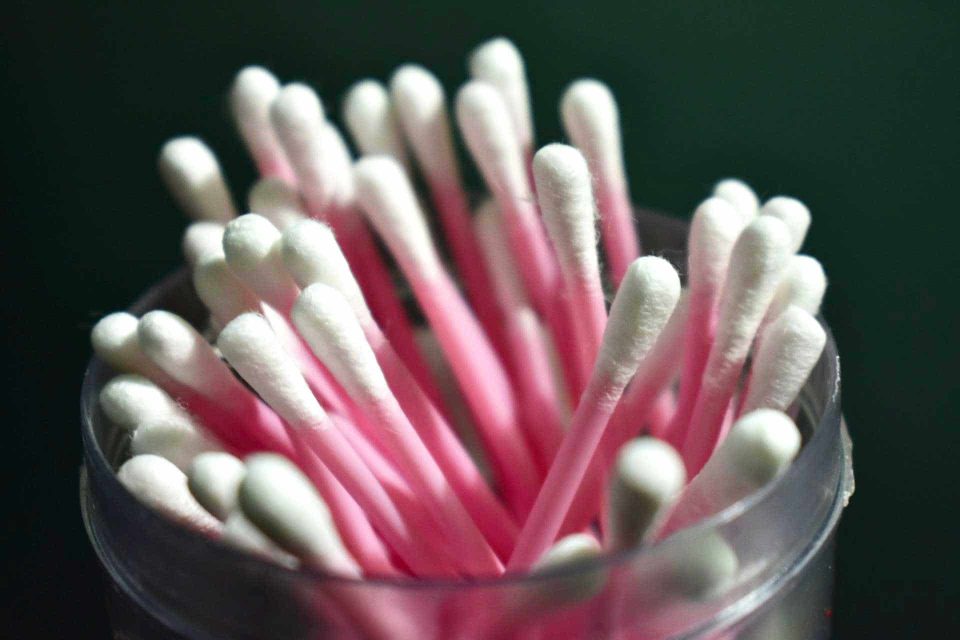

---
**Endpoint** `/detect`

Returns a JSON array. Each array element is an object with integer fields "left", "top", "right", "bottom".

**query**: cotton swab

[
  {"left": 131, "top": 417, "right": 222, "bottom": 471},
  {"left": 680, "top": 216, "right": 793, "bottom": 475},
  {"left": 606, "top": 438, "right": 686, "bottom": 551},
  {"left": 292, "top": 284, "right": 503, "bottom": 573},
  {"left": 659, "top": 410, "right": 801, "bottom": 538},
  {"left": 713, "top": 178, "right": 759, "bottom": 225},
  {"left": 270, "top": 83, "right": 334, "bottom": 216},
  {"left": 221, "top": 511, "right": 300, "bottom": 568},
  {"left": 182, "top": 221, "right": 226, "bottom": 266},
  {"left": 99, "top": 374, "right": 187, "bottom": 432},
  {"left": 473, "top": 202, "right": 566, "bottom": 473},
  {"left": 509, "top": 256, "right": 681, "bottom": 570},
  {"left": 281, "top": 219, "right": 518, "bottom": 559},
  {"left": 229, "top": 66, "right": 296, "bottom": 182},
  {"left": 222, "top": 213, "right": 301, "bottom": 315},
  {"left": 216, "top": 312, "right": 455, "bottom": 577},
  {"left": 248, "top": 177, "right": 306, "bottom": 231},
  {"left": 239, "top": 453, "right": 361, "bottom": 576},
  {"left": 534, "top": 143, "right": 607, "bottom": 379},
  {"left": 118, "top": 454, "right": 222, "bottom": 535},
  {"left": 136, "top": 310, "right": 296, "bottom": 458},
  {"left": 665, "top": 198, "right": 746, "bottom": 448},
  {"left": 740, "top": 306, "right": 826, "bottom": 415},
  {"left": 158, "top": 137, "right": 237, "bottom": 222},
  {"left": 455, "top": 82, "right": 560, "bottom": 315},
  {"left": 342, "top": 80, "right": 408, "bottom": 165},
  {"left": 759, "top": 196, "right": 811, "bottom": 253},
  {"left": 468, "top": 37, "right": 535, "bottom": 161},
  {"left": 561, "top": 79, "right": 638, "bottom": 286},
  {"left": 354, "top": 156, "right": 539, "bottom": 515},
  {"left": 187, "top": 451, "right": 246, "bottom": 521},
  {"left": 561, "top": 293, "right": 689, "bottom": 536},
  {"left": 389, "top": 66, "right": 506, "bottom": 357}
]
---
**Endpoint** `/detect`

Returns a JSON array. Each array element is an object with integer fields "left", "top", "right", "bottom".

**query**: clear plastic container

[{"left": 80, "top": 211, "right": 854, "bottom": 639}]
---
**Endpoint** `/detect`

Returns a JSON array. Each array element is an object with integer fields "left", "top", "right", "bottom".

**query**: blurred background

[{"left": 2, "top": 1, "right": 957, "bottom": 636}]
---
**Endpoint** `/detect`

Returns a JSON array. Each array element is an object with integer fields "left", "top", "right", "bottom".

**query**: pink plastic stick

[{"left": 330, "top": 210, "right": 447, "bottom": 411}]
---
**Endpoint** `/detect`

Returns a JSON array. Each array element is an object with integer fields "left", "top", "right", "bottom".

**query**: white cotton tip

[
  {"left": 292, "top": 283, "right": 389, "bottom": 403},
  {"left": 533, "top": 144, "right": 600, "bottom": 278},
  {"left": 229, "top": 66, "right": 289, "bottom": 175},
  {"left": 713, "top": 179, "right": 759, "bottom": 224},
  {"left": 712, "top": 217, "right": 793, "bottom": 359},
  {"left": 222, "top": 213, "right": 300, "bottom": 313},
  {"left": 534, "top": 533, "right": 602, "bottom": 570},
  {"left": 270, "top": 83, "right": 331, "bottom": 209},
  {"left": 597, "top": 257, "right": 681, "bottom": 386},
  {"left": 137, "top": 310, "right": 244, "bottom": 400},
  {"left": 117, "top": 454, "right": 222, "bottom": 534},
  {"left": 353, "top": 156, "right": 440, "bottom": 275},
  {"left": 182, "top": 222, "right": 226, "bottom": 266},
  {"left": 666, "top": 533, "right": 738, "bottom": 600},
  {"left": 240, "top": 453, "right": 359, "bottom": 575},
  {"left": 608, "top": 438, "right": 686, "bottom": 549},
  {"left": 560, "top": 79, "right": 627, "bottom": 192},
  {"left": 389, "top": 65, "right": 459, "bottom": 184},
  {"left": 455, "top": 81, "right": 529, "bottom": 200},
  {"left": 743, "top": 306, "right": 826, "bottom": 414},
  {"left": 100, "top": 374, "right": 186, "bottom": 432},
  {"left": 91, "top": 312, "right": 156, "bottom": 376},
  {"left": 217, "top": 312, "right": 326, "bottom": 429},
  {"left": 343, "top": 79, "right": 408, "bottom": 164},
  {"left": 281, "top": 219, "right": 372, "bottom": 326},
  {"left": 468, "top": 37, "right": 533, "bottom": 154},
  {"left": 474, "top": 199, "right": 528, "bottom": 311},
  {"left": 188, "top": 451, "right": 246, "bottom": 521},
  {"left": 131, "top": 416, "right": 221, "bottom": 472},
  {"left": 158, "top": 137, "right": 236, "bottom": 223},
  {"left": 221, "top": 511, "right": 300, "bottom": 568},
  {"left": 193, "top": 254, "right": 262, "bottom": 327},
  {"left": 248, "top": 178, "right": 305, "bottom": 231},
  {"left": 760, "top": 197, "right": 811, "bottom": 253},
  {"left": 711, "top": 409, "right": 801, "bottom": 487},
  {"left": 767, "top": 255, "right": 827, "bottom": 319},
  {"left": 688, "top": 197, "right": 747, "bottom": 293}
]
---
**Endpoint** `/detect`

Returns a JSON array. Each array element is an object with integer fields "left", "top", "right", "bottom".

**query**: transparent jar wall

[{"left": 80, "top": 211, "right": 853, "bottom": 639}]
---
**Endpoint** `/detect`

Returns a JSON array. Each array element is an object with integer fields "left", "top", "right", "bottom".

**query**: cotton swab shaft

[
  {"left": 474, "top": 200, "right": 566, "bottom": 473},
  {"left": 508, "top": 257, "right": 681, "bottom": 570}
]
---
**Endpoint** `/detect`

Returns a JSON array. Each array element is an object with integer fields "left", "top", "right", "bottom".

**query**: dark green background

[{"left": 3, "top": 1, "right": 957, "bottom": 636}]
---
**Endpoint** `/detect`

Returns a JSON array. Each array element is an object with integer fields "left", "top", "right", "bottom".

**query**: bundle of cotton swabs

[{"left": 91, "top": 37, "right": 827, "bottom": 581}]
